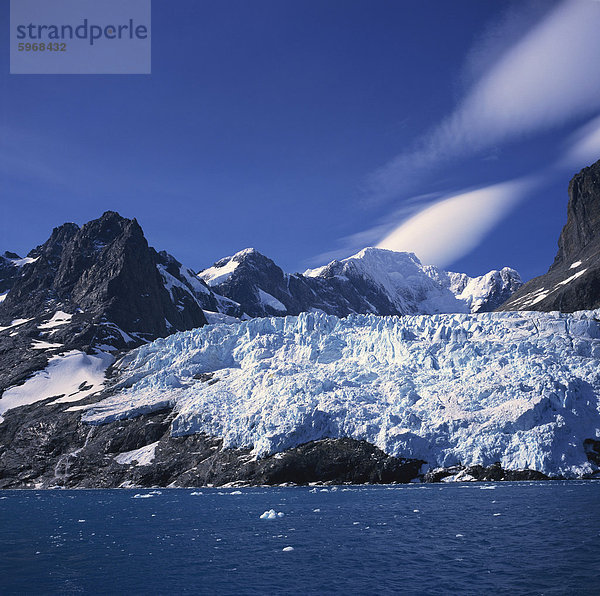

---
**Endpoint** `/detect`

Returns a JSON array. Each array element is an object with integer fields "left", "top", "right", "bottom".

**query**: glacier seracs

[{"left": 81, "top": 310, "right": 600, "bottom": 477}]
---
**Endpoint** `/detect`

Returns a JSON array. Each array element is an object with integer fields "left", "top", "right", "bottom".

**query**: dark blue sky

[{"left": 2, "top": 0, "right": 600, "bottom": 280}]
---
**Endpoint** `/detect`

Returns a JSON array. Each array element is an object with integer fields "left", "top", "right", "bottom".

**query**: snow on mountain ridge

[
  {"left": 82, "top": 309, "right": 600, "bottom": 477},
  {"left": 197, "top": 246, "right": 521, "bottom": 318},
  {"left": 307, "top": 247, "right": 521, "bottom": 314},
  {"left": 308, "top": 247, "right": 467, "bottom": 314}
]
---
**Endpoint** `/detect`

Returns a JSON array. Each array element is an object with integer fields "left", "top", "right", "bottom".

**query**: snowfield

[
  {"left": 0, "top": 350, "right": 114, "bottom": 422},
  {"left": 81, "top": 310, "right": 600, "bottom": 477}
]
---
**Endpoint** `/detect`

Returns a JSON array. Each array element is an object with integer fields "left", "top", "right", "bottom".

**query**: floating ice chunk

[
  {"left": 480, "top": 486, "right": 496, "bottom": 490},
  {"left": 229, "top": 490, "right": 243, "bottom": 495},
  {"left": 260, "top": 509, "right": 283, "bottom": 520},
  {"left": 282, "top": 546, "right": 294, "bottom": 552},
  {"left": 493, "top": 513, "right": 502, "bottom": 516},
  {"left": 133, "top": 493, "right": 154, "bottom": 499},
  {"left": 313, "top": 508, "right": 321, "bottom": 512},
  {"left": 455, "top": 534, "right": 464, "bottom": 538},
  {"left": 190, "top": 491, "right": 203, "bottom": 496},
  {"left": 413, "top": 509, "right": 420, "bottom": 513}
]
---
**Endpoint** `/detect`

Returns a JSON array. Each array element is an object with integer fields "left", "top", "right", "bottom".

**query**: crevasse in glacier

[{"left": 81, "top": 310, "right": 600, "bottom": 477}]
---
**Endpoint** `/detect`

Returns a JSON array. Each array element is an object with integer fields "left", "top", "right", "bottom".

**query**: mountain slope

[
  {"left": 501, "top": 159, "right": 600, "bottom": 311},
  {"left": 199, "top": 247, "right": 521, "bottom": 318},
  {"left": 0, "top": 211, "right": 209, "bottom": 397}
]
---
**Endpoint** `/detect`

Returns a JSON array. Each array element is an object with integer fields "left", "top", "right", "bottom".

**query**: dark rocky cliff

[
  {"left": 0, "top": 211, "right": 208, "bottom": 394},
  {"left": 500, "top": 159, "right": 600, "bottom": 312}
]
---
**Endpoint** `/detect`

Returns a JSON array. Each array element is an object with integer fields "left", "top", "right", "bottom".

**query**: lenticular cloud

[{"left": 376, "top": 178, "right": 531, "bottom": 267}]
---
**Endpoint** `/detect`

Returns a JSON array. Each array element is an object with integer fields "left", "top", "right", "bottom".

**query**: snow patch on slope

[
  {"left": 0, "top": 318, "right": 32, "bottom": 333},
  {"left": 114, "top": 441, "right": 159, "bottom": 466},
  {"left": 199, "top": 257, "right": 240, "bottom": 287},
  {"left": 0, "top": 350, "right": 114, "bottom": 421},
  {"left": 38, "top": 311, "right": 73, "bottom": 330},
  {"left": 257, "top": 288, "right": 286, "bottom": 312},
  {"left": 82, "top": 311, "right": 600, "bottom": 477},
  {"left": 204, "top": 311, "right": 241, "bottom": 325}
]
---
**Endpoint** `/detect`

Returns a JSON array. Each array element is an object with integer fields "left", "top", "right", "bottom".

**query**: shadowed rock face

[
  {"left": 2, "top": 211, "right": 207, "bottom": 337},
  {"left": 501, "top": 159, "right": 600, "bottom": 312},
  {"left": 0, "top": 252, "right": 28, "bottom": 294},
  {"left": 0, "top": 397, "right": 422, "bottom": 489},
  {"left": 0, "top": 211, "right": 208, "bottom": 395},
  {"left": 554, "top": 162, "right": 600, "bottom": 267}
]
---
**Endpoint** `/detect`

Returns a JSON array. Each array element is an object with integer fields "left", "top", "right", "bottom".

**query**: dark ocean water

[{"left": 1, "top": 482, "right": 599, "bottom": 595}]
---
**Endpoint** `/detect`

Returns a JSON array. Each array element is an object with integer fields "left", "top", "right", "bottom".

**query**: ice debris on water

[
  {"left": 282, "top": 546, "right": 295, "bottom": 552},
  {"left": 260, "top": 509, "right": 284, "bottom": 520},
  {"left": 132, "top": 491, "right": 160, "bottom": 499}
]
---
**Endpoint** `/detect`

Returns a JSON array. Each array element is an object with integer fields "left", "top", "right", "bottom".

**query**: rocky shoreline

[{"left": 1, "top": 398, "right": 595, "bottom": 489}]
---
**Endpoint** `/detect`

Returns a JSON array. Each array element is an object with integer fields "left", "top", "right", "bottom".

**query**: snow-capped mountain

[
  {"left": 199, "top": 246, "right": 521, "bottom": 319},
  {"left": 501, "top": 158, "right": 600, "bottom": 312},
  {"left": 80, "top": 309, "right": 600, "bottom": 478},
  {"left": 425, "top": 265, "right": 522, "bottom": 313},
  {"left": 0, "top": 211, "right": 210, "bottom": 396}
]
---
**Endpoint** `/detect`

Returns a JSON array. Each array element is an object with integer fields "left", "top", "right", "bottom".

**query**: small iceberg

[
  {"left": 260, "top": 509, "right": 285, "bottom": 520},
  {"left": 282, "top": 546, "right": 294, "bottom": 552}
]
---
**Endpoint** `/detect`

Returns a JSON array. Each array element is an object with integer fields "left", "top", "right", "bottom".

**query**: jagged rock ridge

[
  {"left": 0, "top": 211, "right": 210, "bottom": 395},
  {"left": 199, "top": 247, "right": 521, "bottom": 319},
  {"left": 501, "top": 158, "right": 600, "bottom": 312}
]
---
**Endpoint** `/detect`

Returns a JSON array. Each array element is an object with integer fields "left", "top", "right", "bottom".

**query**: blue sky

[{"left": 2, "top": 0, "right": 600, "bottom": 280}]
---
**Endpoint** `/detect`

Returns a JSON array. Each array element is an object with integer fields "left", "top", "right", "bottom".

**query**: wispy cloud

[
  {"left": 305, "top": 192, "right": 443, "bottom": 267},
  {"left": 376, "top": 177, "right": 536, "bottom": 267},
  {"left": 370, "top": 0, "right": 600, "bottom": 201},
  {"left": 562, "top": 114, "right": 600, "bottom": 168}
]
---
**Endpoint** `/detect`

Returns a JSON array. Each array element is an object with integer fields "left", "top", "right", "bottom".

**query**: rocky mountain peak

[
  {"left": 500, "top": 159, "right": 600, "bottom": 312},
  {"left": 552, "top": 158, "right": 600, "bottom": 269}
]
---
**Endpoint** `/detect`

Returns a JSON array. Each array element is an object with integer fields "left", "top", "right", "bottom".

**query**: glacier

[{"left": 81, "top": 310, "right": 600, "bottom": 478}]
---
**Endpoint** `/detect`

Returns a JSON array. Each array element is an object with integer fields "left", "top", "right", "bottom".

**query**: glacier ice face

[{"left": 82, "top": 310, "right": 600, "bottom": 477}]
